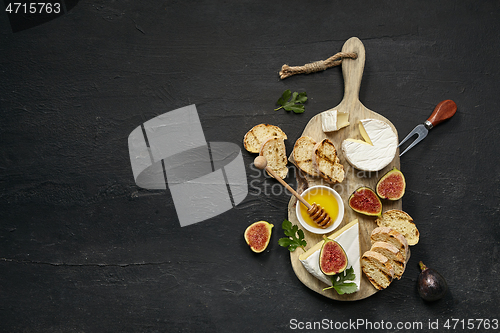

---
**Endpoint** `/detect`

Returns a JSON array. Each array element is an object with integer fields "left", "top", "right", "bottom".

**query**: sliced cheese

[
  {"left": 321, "top": 109, "right": 349, "bottom": 132},
  {"left": 341, "top": 119, "right": 397, "bottom": 172},
  {"left": 358, "top": 121, "right": 373, "bottom": 145},
  {"left": 299, "top": 219, "right": 360, "bottom": 290}
]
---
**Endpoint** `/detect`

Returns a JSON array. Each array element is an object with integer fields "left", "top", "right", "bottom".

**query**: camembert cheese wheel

[{"left": 341, "top": 119, "right": 397, "bottom": 172}]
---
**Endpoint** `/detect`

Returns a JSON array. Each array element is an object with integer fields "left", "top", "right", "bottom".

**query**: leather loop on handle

[{"left": 427, "top": 100, "right": 457, "bottom": 127}]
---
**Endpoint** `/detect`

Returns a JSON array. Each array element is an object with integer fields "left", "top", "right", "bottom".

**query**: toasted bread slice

[
  {"left": 259, "top": 137, "right": 288, "bottom": 179},
  {"left": 311, "top": 139, "right": 344, "bottom": 183},
  {"left": 370, "top": 241, "right": 406, "bottom": 279},
  {"left": 293, "top": 136, "right": 319, "bottom": 177},
  {"left": 376, "top": 210, "right": 419, "bottom": 246},
  {"left": 361, "top": 250, "right": 395, "bottom": 290},
  {"left": 243, "top": 124, "right": 287, "bottom": 153},
  {"left": 370, "top": 227, "right": 409, "bottom": 261}
]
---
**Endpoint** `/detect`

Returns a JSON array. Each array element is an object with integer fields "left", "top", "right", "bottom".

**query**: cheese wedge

[
  {"left": 299, "top": 219, "right": 360, "bottom": 290},
  {"left": 321, "top": 109, "right": 349, "bottom": 132},
  {"left": 341, "top": 119, "right": 397, "bottom": 172}
]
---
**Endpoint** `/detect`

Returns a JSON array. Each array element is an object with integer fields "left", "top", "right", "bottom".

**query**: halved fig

[
  {"left": 349, "top": 187, "right": 382, "bottom": 217},
  {"left": 244, "top": 221, "right": 273, "bottom": 253},
  {"left": 319, "top": 236, "right": 348, "bottom": 276},
  {"left": 376, "top": 167, "right": 406, "bottom": 200}
]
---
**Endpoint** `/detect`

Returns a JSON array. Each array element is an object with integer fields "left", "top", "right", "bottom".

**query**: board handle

[{"left": 340, "top": 37, "right": 366, "bottom": 105}]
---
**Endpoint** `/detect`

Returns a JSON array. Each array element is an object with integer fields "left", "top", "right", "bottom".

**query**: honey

[{"left": 299, "top": 187, "right": 339, "bottom": 228}]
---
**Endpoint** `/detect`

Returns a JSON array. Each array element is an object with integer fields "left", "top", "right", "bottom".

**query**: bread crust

[
  {"left": 292, "top": 136, "right": 319, "bottom": 177},
  {"left": 370, "top": 241, "right": 405, "bottom": 279},
  {"left": 371, "top": 226, "right": 409, "bottom": 261},
  {"left": 259, "top": 136, "right": 288, "bottom": 179},
  {"left": 361, "top": 250, "right": 395, "bottom": 290},
  {"left": 311, "top": 139, "right": 345, "bottom": 183},
  {"left": 376, "top": 209, "right": 419, "bottom": 246},
  {"left": 243, "top": 124, "right": 287, "bottom": 153}
]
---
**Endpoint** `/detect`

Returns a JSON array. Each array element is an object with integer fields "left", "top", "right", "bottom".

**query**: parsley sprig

[
  {"left": 323, "top": 267, "right": 357, "bottom": 295},
  {"left": 275, "top": 89, "right": 307, "bottom": 113},
  {"left": 278, "top": 219, "right": 307, "bottom": 252}
]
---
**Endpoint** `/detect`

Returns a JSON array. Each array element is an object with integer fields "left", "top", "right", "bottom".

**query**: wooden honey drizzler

[{"left": 254, "top": 156, "right": 332, "bottom": 228}]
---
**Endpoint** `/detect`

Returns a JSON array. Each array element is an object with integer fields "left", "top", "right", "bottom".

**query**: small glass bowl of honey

[{"left": 295, "top": 185, "right": 344, "bottom": 234}]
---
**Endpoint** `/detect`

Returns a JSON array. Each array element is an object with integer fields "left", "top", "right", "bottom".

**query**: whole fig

[{"left": 417, "top": 261, "right": 448, "bottom": 301}]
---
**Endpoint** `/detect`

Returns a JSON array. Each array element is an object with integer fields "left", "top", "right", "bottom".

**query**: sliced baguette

[
  {"left": 243, "top": 124, "right": 287, "bottom": 153},
  {"left": 293, "top": 136, "right": 319, "bottom": 177},
  {"left": 259, "top": 137, "right": 288, "bottom": 179},
  {"left": 376, "top": 210, "right": 419, "bottom": 246},
  {"left": 370, "top": 227, "right": 409, "bottom": 261},
  {"left": 370, "top": 241, "right": 405, "bottom": 279},
  {"left": 311, "top": 139, "right": 345, "bottom": 183},
  {"left": 361, "top": 251, "right": 395, "bottom": 290}
]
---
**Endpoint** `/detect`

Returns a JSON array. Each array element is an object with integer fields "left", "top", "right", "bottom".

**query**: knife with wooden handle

[{"left": 398, "top": 100, "right": 457, "bottom": 156}]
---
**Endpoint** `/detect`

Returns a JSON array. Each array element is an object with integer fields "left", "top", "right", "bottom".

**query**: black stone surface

[{"left": 1, "top": 1, "right": 499, "bottom": 332}]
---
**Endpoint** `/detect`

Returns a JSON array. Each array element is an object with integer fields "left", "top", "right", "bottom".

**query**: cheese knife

[{"left": 398, "top": 99, "right": 457, "bottom": 156}]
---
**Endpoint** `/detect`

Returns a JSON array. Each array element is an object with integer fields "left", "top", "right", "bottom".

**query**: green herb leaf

[
  {"left": 323, "top": 267, "right": 357, "bottom": 295},
  {"left": 278, "top": 219, "right": 307, "bottom": 252},
  {"left": 342, "top": 267, "right": 356, "bottom": 281},
  {"left": 276, "top": 89, "right": 292, "bottom": 106},
  {"left": 278, "top": 238, "right": 292, "bottom": 247},
  {"left": 295, "top": 92, "right": 308, "bottom": 104},
  {"left": 275, "top": 90, "right": 307, "bottom": 113},
  {"left": 286, "top": 104, "right": 305, "bottom": 114},
  {"left": 334, "top": 282, "right": 358, "bottom": 295}
]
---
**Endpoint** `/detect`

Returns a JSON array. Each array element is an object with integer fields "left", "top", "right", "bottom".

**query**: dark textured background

[{"left": 1, "top": 1, "right": 499, "bottom": 332}]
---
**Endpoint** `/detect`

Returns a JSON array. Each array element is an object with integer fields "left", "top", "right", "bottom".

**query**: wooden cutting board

[{"left": 287, "top": 37, "right": 402, "bottom": 301}]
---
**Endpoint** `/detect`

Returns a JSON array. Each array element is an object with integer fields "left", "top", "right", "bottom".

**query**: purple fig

[{"left": 417, "top": 261, "right": 448, "bottom": 301}]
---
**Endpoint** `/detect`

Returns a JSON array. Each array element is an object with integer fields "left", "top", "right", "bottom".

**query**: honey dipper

[{"left": 253, "top": 156, "right": 332, "bottom": 228}]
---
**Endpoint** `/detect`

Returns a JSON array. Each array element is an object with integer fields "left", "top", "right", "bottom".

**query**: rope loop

[{"left": 279, "top": 52, "right": 357, "bottom": 79}]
